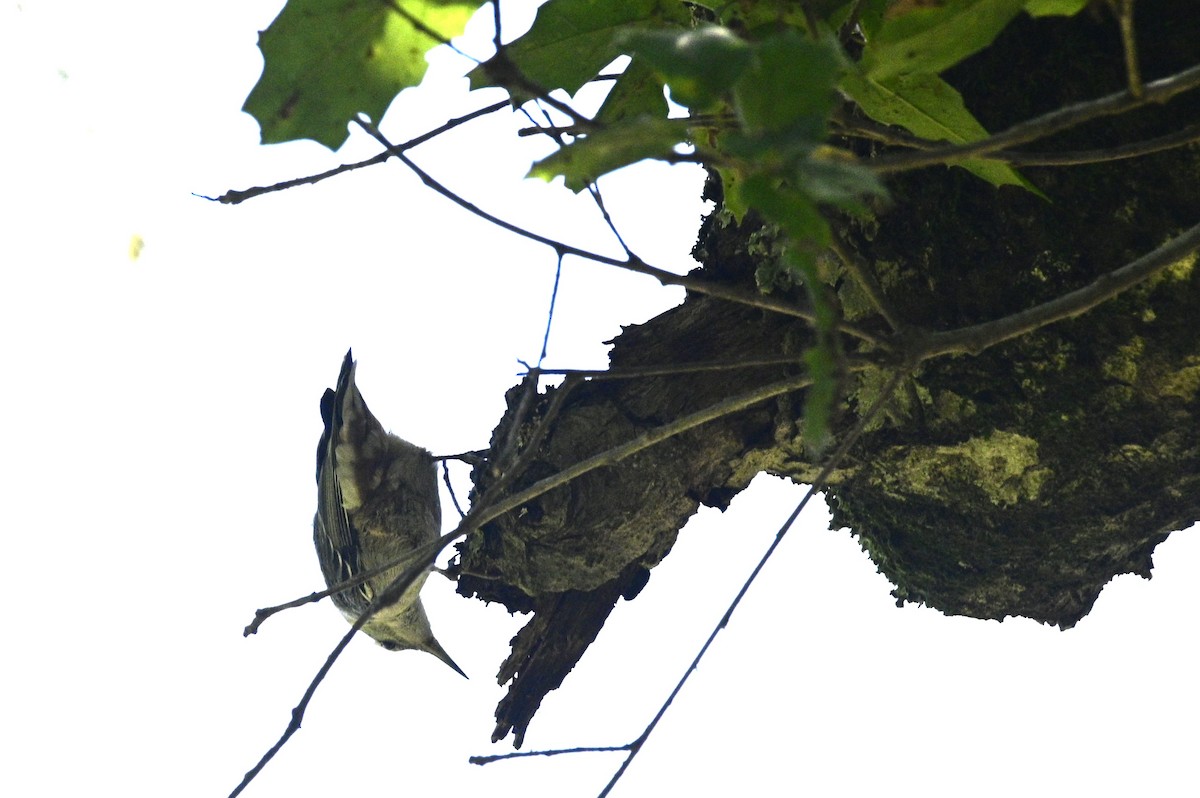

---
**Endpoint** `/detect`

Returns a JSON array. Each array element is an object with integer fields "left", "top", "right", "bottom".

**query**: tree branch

[
  {"left": 835, "top": 117, "right": 1200, "bottom": 168},
  {"left": 211, "top": 101, "right": 509, "bottom": 205},
  {"left": 916, "top": 219, "right": 1200, "bottom": 358},
  {"left": 1113, "top": 0, "right": 1144, "bottom": 99},
  {"left": 829, "top": 226, "right": 904, "bottom": 332},
  {"left": 470, "top": 745, "right": 628, "bottom": 765},
  {"left": 868, "top": 61, "right": 1200, "bottom": 174},
  {"left": 996, "top": 123, "right": 1200, "bottom": 166}
]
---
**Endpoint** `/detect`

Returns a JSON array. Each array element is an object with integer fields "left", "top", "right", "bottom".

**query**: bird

[{"left": 313, "top": 349, "right": 466, "bottom": 677}]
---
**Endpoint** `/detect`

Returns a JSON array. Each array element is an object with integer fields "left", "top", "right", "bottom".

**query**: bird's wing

[{"left": 313, "top": 351, "right": 373, "bottom": 613}]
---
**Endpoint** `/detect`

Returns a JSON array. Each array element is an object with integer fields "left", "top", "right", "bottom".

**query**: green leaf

[
  {"left": 797, "top": 153, "right": 889, "bottom": 210},
  {"left": 595, "top": 57, "right": 669, "bottom": 125},
  {"left": 851, "top": 0, "right": 890, "bottom": 38},
  {"left": 842, "top": 71, "right": 1041, "bottom": 193},
  {"left": 244, "top": 0, "right": 481, "bottom": 149},
  {"left": 528, "top": 116, "right": 684, "bottom": 191},
  {"left": 621, "top": 25, "right": 752, "bottom": 110},
  {"left": 860, "top": 0, "right": 1025, "bottom": 80},
  {"left": 1023, "top": 0, "right": 1091, "bottom": 16},
  {"left": 469, "top": 0, "right": 688, "bottom": 96},
  {"left": 802, "top": 339, "right": 837, "bottom": 454},
  {"left": 735, "top": 173, "right": 831, "bottom": 244},
  {"left": 733, "top": 31, "right": 844, "bottom": 135},
  {"left": 795, "top": 249, "right": 839, "bottom": 455},
  {"left": 716, "top": 165, "right": 748, "bottom": 219}
]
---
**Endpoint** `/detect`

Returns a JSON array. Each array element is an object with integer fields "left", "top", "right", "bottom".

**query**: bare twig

[
  {"left": 1113, "top": 0, "right": 1143, "bottom": 99},
  {"left": 828, "top": 227, "right": 903, "bottom": 332},
  {"left": 835, "top": 116, "right": 1200, "bottom": 168},
  {"left": 518, "top": 113, "right": 732, "bottom": 138},
  {"left": 480, "top": 48, "right": 596, "bottom": 129},
  {"left": 232, "top": 522, "right": 476, "bottom": 798},
  {"left": 588, "top": 184, "right": 635, "bottom": 260},
  {"left": 353, "top": 118, "right": 891, "bottom": 348},
  {"left": 229, "top": 626, "right": 359, "bottom": 797},
  {"left": 491, "top": 0, "right": 502, "bottom": 51},
  {"left": 528, "top": 354, "right": 884, "bottom": 381},
  {"left": 470, "top": 745, "right": 629, "bottom": 765},
  {"left": 538, "top": 253, "right": 565, "bottom": 365},
  {"left": 380, "top": 0, "right": 476, "bottom": 63},
  {"left": 242, "top": 535, "right": 449, "bottom": 637},
  {"left": 868, "top": 61, "right": 1200, "bottom": 174},
  {"left": 497, "top": 372, "right": 543, "bottom": 479},
  {"left": 242, "top": 589, "right": 339, "bottom": 637},
  {"left": 476, "top": 373, "right": 816, "bottom": 529},
  {"left": 211, "top": 101, "right": 509, "bottom": 205},
  {"left": 916, "top": 220, "right": 1200, "bottom": 358},
  {"left": 442, "top": 460, "right": 467, "bottom": 519},
  {"left": 492, "top": 375, "right": 581, "bottom": 489},
  {"left": 594, "top": 369, "right": 906, "bottom": 798},
  {"left": 995, "top": 124, "right": 1200, "bottom": 166}
]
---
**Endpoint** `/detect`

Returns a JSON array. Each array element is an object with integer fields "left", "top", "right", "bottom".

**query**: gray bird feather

[{"left": 313, "top": 349, "right": 465, "bottom": 677}]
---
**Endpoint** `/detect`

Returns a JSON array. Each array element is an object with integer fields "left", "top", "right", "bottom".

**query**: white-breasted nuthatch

[{"left": 313, "top": 349, "right": 465, "bottom": 677}]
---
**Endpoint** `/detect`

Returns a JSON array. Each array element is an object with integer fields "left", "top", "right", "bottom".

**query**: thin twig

[
  {"left": 228, "top": 627, "right": 358, "bottom": 797},
  {"left": 835, "top": 118, "right": 1200, "bottom": 167},
  {"left": 476, "top": 373, "right": 816, "bottom": 530},
  {"left": 518, "top": 113, "right": 731, "bottom": 138},
  {"left": 353, "top": 118, "right": 891, "bottom": 348},
  {"left": 442, "top": 460, "right": 467, "bottom": 519},
  {"left": 916, "top": 220, "right": 1200, "bottom": 357},
  {"left": 868, "top": 62, "right": 1200, "bottom": 174},
  {"left": 489, "top": 372, "right": 580, "bottom": 517},
  {"left": 832, "top": 118, "right": 938, "bottom": 149},
  {"left": 997, "top": 124, "right": 1200, "bottom": 166},
  {"left": 232, "top": 520, "right": 480, "bottom": 798},
  {"left": 539, "top": 253, "right": 565, "bottom": 365},
  {"left": 492, "top": 0, "right": 502, "bottom": 51},
  {"left": 481, "top": 48, "right": 596, "bottom": 128},
  {"left": 589, "top": 184, "right": 634, "bottom": 260},
  {"left": 380, "top": 0, "right": 476, "bottom": 64},
  {"left": 595, "top": 369, "right": 905, "bottom": 798},
  {"left": 529, "top": 355, "right": 855, "bottom": 380},
  {"left": 496, "top": 371, "right": 543, "bottom": 479},
  {"left": 470, "top": 745, "right": 629, "bottom": 765},
  {"left": 211, "top": 101, "right": 509, "bottom": 205},
  {"left": 242, "top": 535, "right": 449, "bottom": 637},
  {"left": 1114, "top": 0, "right": 1143, "bottom": 99},
  {"left": 828, "top": 227, "right": 903, "bottom": 332}
]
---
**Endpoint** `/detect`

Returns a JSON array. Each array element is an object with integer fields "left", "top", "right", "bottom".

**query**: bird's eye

[{"left": 380, "top": 640, "right": 400, "bottom": 651}]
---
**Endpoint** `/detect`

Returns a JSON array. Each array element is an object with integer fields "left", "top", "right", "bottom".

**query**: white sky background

[{"left": 3, "top": 1, "right": 1198, "bottom": 796}]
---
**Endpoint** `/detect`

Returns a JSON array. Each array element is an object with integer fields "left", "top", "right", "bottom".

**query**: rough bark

[{"left": 455, "top": 4, "right": 1200, "bottom": 746}]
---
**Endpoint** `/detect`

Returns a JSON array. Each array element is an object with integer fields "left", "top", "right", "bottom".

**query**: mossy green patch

[{"left": 881, "top": 430, "right": 1051, "bottom": 506}]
